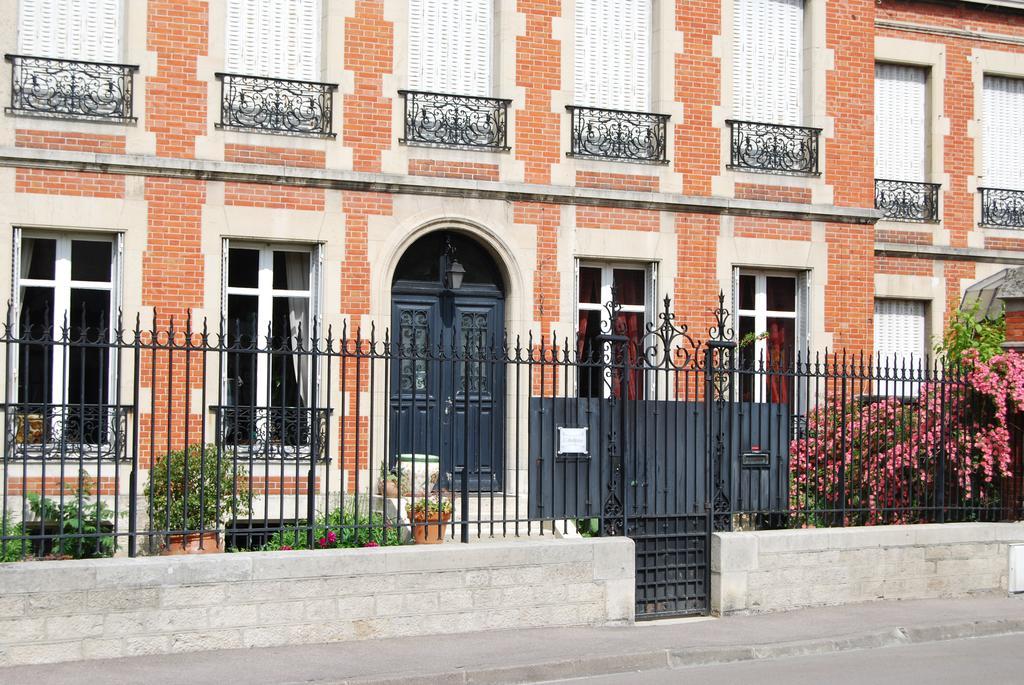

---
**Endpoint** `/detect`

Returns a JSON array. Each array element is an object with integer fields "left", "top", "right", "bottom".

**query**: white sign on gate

[{"left": 557, "top": 427, "right": 589, "bottom": 456}]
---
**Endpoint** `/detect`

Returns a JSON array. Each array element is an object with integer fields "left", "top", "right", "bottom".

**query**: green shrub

[
  {"left": 262, "top": 503, "right": 403, "bottom": 551},
  {"left": 935, "top": 301, "right": 1005, "bottom": 365},
  {"left": 147, "top": 444, "right": 251, "bottom": 532}
]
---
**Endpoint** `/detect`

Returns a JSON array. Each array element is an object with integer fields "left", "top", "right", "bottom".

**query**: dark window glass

[
  {"left": 739, "top": 274, "right": 755, "bottom": 310},
  {"left": 228, "top": 249, "right": 260, "bottom": 288},
  {"left": 272, "top": 251, "right": 310, "bottom": 290},
  {"left": 71, "top": 241, "right": 112, "bottom": 282},
  {"left": 578, "top": 309, "right": 603, "bottom": 397},
  {"left": 18, "top": 286, "right": 55, "bottom": 404},
  {"left": 579, "top": 267, "right": 601, "bottom": 304},
  {"left": 613, "top": 269, "right": 644, "bottom": 306},
  {"left": 68, "top": 289, "right": 112, "bottom": 409},
  {"left": 22, "top": 238, "right": 56, "bottom": 280},
  {"left": 766, "top": 276, "right": 796, "bottom": 312},
  {"left": 392, "top": 232, "right": 503, "bottom": 291}
]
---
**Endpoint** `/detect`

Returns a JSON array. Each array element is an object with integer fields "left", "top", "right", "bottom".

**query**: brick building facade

[{"left": 2, "top": 0, "right": 1024, "bottom": 523}]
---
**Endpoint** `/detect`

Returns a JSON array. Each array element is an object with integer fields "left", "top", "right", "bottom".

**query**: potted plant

[
  {"left": 376, "top": 465, "right": 411, "bottom": 498},
  {"left": 147, "top": 444, "right": 250, "bottom": 555},
  {"left": 406, "top": 498, "right": 452, "bottom": 545}
]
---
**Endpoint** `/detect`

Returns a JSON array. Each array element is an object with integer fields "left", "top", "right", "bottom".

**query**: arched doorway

[{"left": 390, "top": 231, "right": 506, "bottom": 491}]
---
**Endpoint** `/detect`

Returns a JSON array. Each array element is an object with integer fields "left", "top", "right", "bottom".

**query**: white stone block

[{"left": 1011, "top": 544, "right": 1024, "bottom": 593}]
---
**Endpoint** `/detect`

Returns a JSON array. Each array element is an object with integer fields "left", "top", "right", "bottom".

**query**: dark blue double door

[{"left": 390, "top": 290, "right": 504, "bottom": 491}]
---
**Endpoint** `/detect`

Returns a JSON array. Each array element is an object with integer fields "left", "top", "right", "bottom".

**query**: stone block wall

[
  {"left": 0, "top": 537, "right": 634, "bottom": 667},
  {"left": 712, "top": 523, "right": 1024, "bottom": 615}
]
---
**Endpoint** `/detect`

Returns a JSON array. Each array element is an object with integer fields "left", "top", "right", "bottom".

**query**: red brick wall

[
  {"left": 734, "top": 183, "right": 813, "bottom": 204},
  {"left": 825, "top": 222, "right": 874, "bottom": 351},
  {"left": 223, "top": 144, "right": 326, "bottom": 169},
  {"left": 409, "top": 159, "right": 500, "bottom": 181},
  {"left": 516, "top": 202, "right": 561, "bottom": 337},
  {"left": 15, "top": 129, "right": 127, "bottom": 198},
  {"left": 733, "top": 216, "right": 812, "bottom": 241},
  {"left": 576, "top": 206, "right": 660, "bottom": 232},
  {"left": 146, "top": 0, "right": 208, "bottom": 159},
  {"left": 876, "top": 255, "right": 933, "bottom": 276},
  {"left": 576, "top": 171, "right": 660, "bottom": 193},
  {"left": 344, "top": 0, "right": 393, "bottom": 173},
  {"left": 674, "top": 214, "right": 720, "bottom": 343},
  {"left": 515, "top": 0, "right": 562, "bottom": 185},
  {"left": 224, "top": 183, "right": 325, "bottom": 211},
  {"left": 675, "top": 0, "right": 721, "bottom": 195}
]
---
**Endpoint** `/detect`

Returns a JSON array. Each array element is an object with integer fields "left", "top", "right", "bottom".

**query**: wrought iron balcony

[
  {"left": 727, "top": 120, "right": 821, "bottom": 175},
  {"left": 566, "top": 105, "right": 670, "bottom": 164},
  {"left": 5, "top": 54, "right": 138, "bottom": 122},
  {"left": 874, "top": 179, "right": 941, "bottom": 222},
  {"left": 5, "top": 403, "right": 130, "bottom": 461},
  {"left": 213, "top": 405, "right": 331, "bottom": 462},
  {"left": 980, "top": 188, "right": 1024, "bottom": 229},
  {"left": 399, "top": 90, "right": 511, "bottom": 150},
  {"left": 216, "top": 73, "right": 337, "bottom": 137}
]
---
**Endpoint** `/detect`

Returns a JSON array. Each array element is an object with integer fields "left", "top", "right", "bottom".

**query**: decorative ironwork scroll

[
  {"left": 6, "top": 54, "right": 138, "bottom": 122},
  {"left": 215, "top": 406, "right": 331, "bottom": 462},
  {"left": 216, "top": 73, "right": 337, "bottom": 137},
  {"left": 727, "top": 120, "right": 821, "bottom": 175},
  {"left": 567, "top": 105, "right": 670, "bottom": 164},
  {"left": 980, "top": 187, "right": 1024, "bottom": 229},
  {"left": 6, "top": 404, "right": 130, "bottom": 461},
  {"left": 399, "top": 90, "right": 511, "bottom": 150},
  {"left": 875, "top": 179, "right": 941, "bottom": 222}
]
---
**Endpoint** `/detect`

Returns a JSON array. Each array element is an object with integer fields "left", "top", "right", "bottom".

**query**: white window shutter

[
  {"left": 18, "top": 0, "right": 120, "bottom": 63},
  {"left": 874, "top": 299, "right": 926, "bottom": 368},
  {"left": 574, "top": 0, "right": 651, "bottom": 111},
  {"left": 983, "top": 75, "right": 1024, "bottom": 191},
  {"left": 733, "top": 0, "right": 803, "bottom": 124},
  {"left": 226, "top": 0, "right": 320, "bottom": 79},
  {"left": 875, "top": 64, "right": 927, "bottom": 181},
  {"left": 409, "top": 0, "right": 491, "bottom": 96}
]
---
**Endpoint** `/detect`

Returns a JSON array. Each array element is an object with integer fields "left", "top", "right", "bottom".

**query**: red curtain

[{"left": 767, "top": 321, "right": 788, "bottom": 404}]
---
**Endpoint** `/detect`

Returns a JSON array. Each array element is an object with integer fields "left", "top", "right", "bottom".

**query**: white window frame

[
  {"left": 17, "top": 0, "right": 124, "bottom": 63},
  {"left": 735, "top": 269, "right": 803, "bottom": 403},
  {"left": 873, "top": 297, "right": 928, "bottom": 396},
  {"left": 221, "top": 240, "right": 321, "bottom": 408},
  {"left": 574, "top": 260, "right": 656, "bottom": 399},
  {"left": 573, "top": 0, "right": 653, "bottom": 111},
  {"left": 12, "top": 229, "right": 122, "bottom": 425}
]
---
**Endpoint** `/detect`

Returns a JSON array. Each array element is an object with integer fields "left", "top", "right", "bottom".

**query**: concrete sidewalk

[{"left": 2, "top": 596, "right": 1022, "bottom": 685}]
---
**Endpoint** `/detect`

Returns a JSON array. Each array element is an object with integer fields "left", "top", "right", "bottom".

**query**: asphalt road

[{"left": 547, "top": 633, "right": 1024, "bottom": 685}]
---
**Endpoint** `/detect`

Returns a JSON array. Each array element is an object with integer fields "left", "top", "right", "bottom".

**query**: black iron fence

[
  {"left": 1, "top": 298, "right": 1021, "bottom": 566},
  {"left": 5, "top": 54, "right": 138, "bottom": 122},
  {"left": 398, "top": 90, "right": 511, "bottom": 151},
  {"left": 566, "top": 105, "right": 670, "bottom": 164},
  {"left": 875, "top": 179, "right": 941, "bottom": 222},
  {"left": 215, "top": 73, "right": 337, "bottom": 137},
  {"left": 980, "top": 187, "right": 1024, "bottom": 229},
  {"left": 727, "top": 120, "right": 821, "bottom": 175}
]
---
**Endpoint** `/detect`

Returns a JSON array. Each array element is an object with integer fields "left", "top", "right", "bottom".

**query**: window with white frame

[
  {"left": 732, "top": 0, "right": 803, "bottom": 125},
  {"left": 408, "top": 0, "right": 493, "bottom": 96},
  {"left": 225, "top": 0, "right": 321, "bottom": 80},
  {"left": 576, "top": 262, "right": 655, "bottom": 399},
  {"left": 873, "top": 298, "right": 927, "bottom": 371},
  {"left": 573, "top": 0, "right": 651, "bottom": 111},
  {"left": 223, "top": 242, "right": 320, "bottom": 417},
  {"left": 735, "top": 270, "right": 807, "bottom": 403},
  {"left": 14, "top": 231, "right": 120, "bottom": 444},
  {"left": 983, "top": 75, "right": 1024, "bottom": 191},
  {"left": 875, "top": 63, "right": 927, "bottom": 182},
  {"left": 17, "top": 0, "right": 122, "bottom": 62}
]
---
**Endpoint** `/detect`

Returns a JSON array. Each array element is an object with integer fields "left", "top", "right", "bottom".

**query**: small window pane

[
  {"left": 71, "top": 241, "right": 112, "bottom": 282},
  {"left": 228, "top": 249, "right": 260, "bottom": 288},
  {"left": 739, "top": 275, "right": 755, "bottom": 310},
  {"left": 273, "top": 251, "right": 310, "bottom": 291},
  {"left": 613, "top": 269, "right": 644, "bottom": 306},
  {"left": 766, "top": 276, "right": 796, "bottom": 312},
  {"left": 579, "top": 267, "right": 601, "bottom": 304},
  {"left": 21, "top": 238, "right": 56, "bottom": 280}
]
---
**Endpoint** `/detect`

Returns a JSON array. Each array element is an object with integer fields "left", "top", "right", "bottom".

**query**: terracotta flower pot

[
  {"left": 409, "top": 511, "right": 451, "bottom": 545},
  {"left": 162, "top": 531, "right": 221, "bottom": 555},
  {"left": 378, "top": 479, "right": 401, "bottom": 498}
]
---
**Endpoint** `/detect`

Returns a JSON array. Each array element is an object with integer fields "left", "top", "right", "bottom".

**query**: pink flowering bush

[{"left": 790, "top": 350, "right": 1023, "bottom": 526}]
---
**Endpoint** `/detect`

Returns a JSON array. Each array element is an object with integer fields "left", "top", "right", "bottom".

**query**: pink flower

[
  {"left": 326, "top": 530, "right": 337, "bottom": 544},
  {"left": 318, "top": 536, "right": 327, "bottom": 548},
  {"left": 280, "top": 545, "right": 292, "bottom": 551},
  {"left": 363, "top": 540, "right": 380, "bottom": 548}
]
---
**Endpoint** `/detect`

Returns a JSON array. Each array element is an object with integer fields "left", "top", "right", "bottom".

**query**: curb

[{"left": 314, "top": 617, "right": 1024, "bottom": 685}]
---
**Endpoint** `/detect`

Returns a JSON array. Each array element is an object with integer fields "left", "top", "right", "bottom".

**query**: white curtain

[{"left": 285, "top": 253, "right": 310, "bottom": 408}]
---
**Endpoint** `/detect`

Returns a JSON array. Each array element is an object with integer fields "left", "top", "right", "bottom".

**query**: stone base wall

[
  {"left": 712, "top": 523, "right": 1024, "bottom": 615},
  {"left": 0, "top": 538, "right": 634, "bottom": 666}
]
